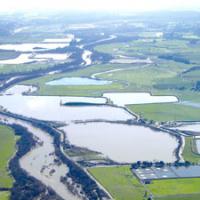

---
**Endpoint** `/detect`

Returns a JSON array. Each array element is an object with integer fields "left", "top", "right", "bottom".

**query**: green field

[
  {"left": 148, "top": 178, "right": 200, "bottom": 199},
  {"left": 0, "top": 192, "right": 10, "bottom": 200},
  {"left": 154, "top": 194, "right": 200, "bottom": 200},
  {"left": 89, "top": 166, "right": 200, "bottom": 200},
  {"left": 128, "top": 103, "right": 200, "bottom": 122},
  {"left": 0, "top": 125, "right": 16, "bottom": 188},
  {"left": 95, "top": 39, "right": 200, "bottom": 65},
  {"left": 89, "top": 166, "right": 147, "bottom": 200}
]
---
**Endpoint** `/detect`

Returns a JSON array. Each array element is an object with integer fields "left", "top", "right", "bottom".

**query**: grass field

[
  {"left": 148, "top": 178, "right": 200, "bottom": 199},
  {"left": 0, "top": 192, "right": 10, "bottom": 200},
  {"left": 89, "top": 166, "right": 200, "bottom": 200},
  {"left": 95, "top": 38, "right": 200, "bottom": 65},
  {"left": 0, "top": 125, "right": 16, "bottom": 188},
  {"left": 89, "top": 166, "right": 147, "bottom": 200},
  {"left": 128, "top": 103, "right": 200, "bottom": 122},
  {"left": 154, "top": 194, "right": 200, "bottom": 200}
]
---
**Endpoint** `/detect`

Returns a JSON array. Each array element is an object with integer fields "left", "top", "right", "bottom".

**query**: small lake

[
  {"left": 63, "top": 122, "right": 178, "bottom": 163},
  {"left": 103, "top": 92, "right": 178, "bottom": 106},
  {"left": 46, "top": 77, "right": 112, "bottom": 86}
]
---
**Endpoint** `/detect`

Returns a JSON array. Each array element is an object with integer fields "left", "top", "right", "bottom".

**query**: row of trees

[
  {"left": 159, "top": 54, "right": 190, "bottom": 64},
  {"left": 131, "top": 161, "right": 192, "bottom": 169}
]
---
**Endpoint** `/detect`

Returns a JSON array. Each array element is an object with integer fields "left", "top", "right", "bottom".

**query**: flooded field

[
  {"left": 110, "top": 57, "right": 152, "bottom": 64},
  {"left": 0, "top": 92, "right": 134, "bottom": 122},
  {"left": 103, "top": 92, "right": 178, "bottom": 106},
  {"left": 0, "top": 52, "right": 70, "bottom": 64},
  {"left": 0, "top": 53, "right": 37, "bottom": 64},
  {"left": 171, "top": 123, "right": 200, "bottom": 134},
  {"left": 0, "top": 43, "right": 69, "bottom": 52},
  {"left": 43, "top": 34, "right": 75, "bottom": 43},
  {"left": 33, "top": 53, "right": 70, "bottom": 61},
  {"left": 2, "top": 85, "right": 37, "bottom": 95},
  {"left": 46, "top": 77, "right": 112, "bottom": 86},
  {"left": 63, "top": 122, "right": 178, "bottom": 163}
]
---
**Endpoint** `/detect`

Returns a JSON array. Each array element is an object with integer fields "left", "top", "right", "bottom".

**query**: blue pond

[{"left": 46, "top": 77, "right": 112, "bottom": 86}]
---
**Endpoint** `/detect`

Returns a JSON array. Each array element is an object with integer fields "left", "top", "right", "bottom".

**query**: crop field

[{"left": 0, "top": 125, "right": 16, "bottom": 188}]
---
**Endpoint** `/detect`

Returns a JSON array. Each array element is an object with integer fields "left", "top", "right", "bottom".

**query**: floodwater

[
  {"left": 33, "top": 53, "right": 70, "bottom": 61},
  {"left": 103, "top": 92, "right": 178, "bottom": 106},
  {"left": 170, "top": 123, "right": 200, "bottom": 154},
  {"left": 0, "top": 53, "right": 70, "bottom": 65},
  {"left": 46, "top": 77, "right": 112, "bottom": 86},
  {"left": 195, "top": 140, "right": 200, "bottom": 154},
  {"left": 0, "top": 54, "right": 40, "bottom": 65},
  {"left": 0, "top": 43, "right": 69, "bottom": 52},
  {"left": 110, "top": 57, "right": 152, "bottom": 64},
  {"left": 2, "top": 85, "right": 37, "bottom": 95},
  {"left": 0, "top": 86, "right": 134, "bottom": 122},
  {"left": 0, "top": 115, "right": 79, "bottom": 200},
  {"left": 171, "top": 123, "right": 200, "bottom": 134},
  {"left": 43, "top": 34, "right": 75, "bottom": 43},
  {"left": 63, "top": 122, "right": 178, "bottom": 163},
  {"left": 82, "top": 50, "right": 92, "bottom": 66}
]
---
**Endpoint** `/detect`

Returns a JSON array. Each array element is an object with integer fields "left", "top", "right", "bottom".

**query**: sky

[{"left": 0, "top": 0, "right": 200, "bottom": 13}]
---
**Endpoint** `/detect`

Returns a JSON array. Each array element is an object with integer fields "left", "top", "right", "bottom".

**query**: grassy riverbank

[
  {"left": 0, "top": 125, "right": 17, "bottom": 189},
  {"left": 0, "top": 125, "right": 17, "bottom": 200},
  {"left": 0, "top": 192, "right": 10, "bottom": 200}
]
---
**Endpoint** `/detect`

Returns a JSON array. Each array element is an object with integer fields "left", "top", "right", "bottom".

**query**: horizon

[{"left": 1, "top": 0, "right": 200, "bottom": 13}]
